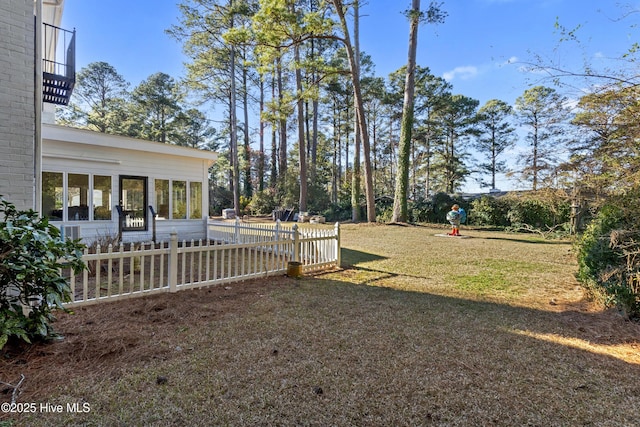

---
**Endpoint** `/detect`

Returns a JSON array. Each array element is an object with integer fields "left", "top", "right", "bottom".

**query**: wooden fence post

[
  {"left": 335, "top": 222, "right": 341, "bottom": 268},
  {"left": 275, "top": 219, "right": 281, "bottom": 257},
  {"left": 169, "top": 230, "right": 178, "bottom": 293},
  {"left": 234, "top": 217, "right": 240, "bottom": 243},
  {"left": 293, "top": 223, "right": 300, "bottom": 263}
]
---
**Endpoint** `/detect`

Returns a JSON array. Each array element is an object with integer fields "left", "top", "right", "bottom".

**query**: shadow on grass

[
  {"left": 480, "top": 235, "right": 571, "bottom": 245},
  {"left": 340, "top": 247, "right": 387, "bottom": 268},
  {"left": 306, "top": 273, "right": 640, "bottom": 356}
]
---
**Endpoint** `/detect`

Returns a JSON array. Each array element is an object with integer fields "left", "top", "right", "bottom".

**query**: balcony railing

[{"left": 42, "top": 22, "right": 76, "bottom": 106}]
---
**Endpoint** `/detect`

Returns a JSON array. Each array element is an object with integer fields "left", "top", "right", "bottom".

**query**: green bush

[
  {"left": 470, "top": 196, "right": 510, "bottom": 227},
  {"left": 430, "top": 193, "right": 457, "bottom": 223},
  {"left": 248, "top": 189, "right": 278, "bottom": 215},
  {"left": 507, "top": 198, "right": 570, "bottom": 229},
  {"left": 209, "top": 186, "right": 233, "bottom": 216},
  {"left": 0, "top": 197, "right": 85, "bottom": 349},
  {"left": 323, "top": 201, "right": 352, "bottom": 223},
  {"left": 575, "top": 192, "right": 640, "bottom": 318},
  {"left": 409, "top": 198, "right": 435, "bottom": 223},
  {"left": 576, "top": 205, "right": 623, "bottom": 284},
  {"left": 375, "top": 197, "right": 394, "bottom": 223},
  {"left": 469, "top": 192, "right": 570, "bottom": 231}
]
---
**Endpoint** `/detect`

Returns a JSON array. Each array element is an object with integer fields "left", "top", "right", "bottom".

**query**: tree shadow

[
  {"left": 309, "top": 272, "right": 640, "bottom": 356},
  {"left": 481, "top": 235, "right": 571, "bottom": 245},
  {"left": 340, "top": 247, "right": 387, "bottom": 267}
]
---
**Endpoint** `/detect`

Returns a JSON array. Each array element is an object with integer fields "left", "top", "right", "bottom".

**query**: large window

[
  {"left": 93, "top": 175, "right": 112, "bottom": 220},
  {"left": 40, "top": 173, "right": 202, "bottom": 224},
  {"left": 120, "top": 176, "right": 147, "bottom": 231},
  {"left": 42, "top": 172, "right": 63, "bottom": 221},
  {"left": 190, "top": 181, "right": 202, "bottom": 218},
  {"left": 67, "top": 174, "right": 89, "bottom": 220},
  {"left": 155, "top": 179, "right": 169, "bottom": 219},
  {"left": 172, "top": 180, "right": 187, "bottom": 219}
]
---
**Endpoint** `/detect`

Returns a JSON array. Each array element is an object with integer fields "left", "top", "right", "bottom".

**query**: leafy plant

[
  {"left": 575, "top": 191, "right": 640, "bottom": 318},
  {"left": 471, "top": 195, "right": 511, "bottom": 227},
  {"left": 0, "top": 196, "right": 85, "bottom": 349},
  {"left": 248, "top": 189, "right": 278, "bottom": 216}
]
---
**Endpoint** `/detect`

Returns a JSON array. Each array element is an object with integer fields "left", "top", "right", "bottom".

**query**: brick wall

[{"left": 0, "top": 0, "right": 36, "bottom": 211}]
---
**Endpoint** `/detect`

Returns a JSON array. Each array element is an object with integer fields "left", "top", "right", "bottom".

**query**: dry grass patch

[{"left": 2, "top": 223, "right": 640, "bottom": 426}]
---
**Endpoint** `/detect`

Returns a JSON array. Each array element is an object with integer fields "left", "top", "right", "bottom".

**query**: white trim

[
  {"left": 43, "top": 153, "right": 122, "bottom": 164},
  {"left": 42, "top": 124, "right": 218, "bottom": 165}
]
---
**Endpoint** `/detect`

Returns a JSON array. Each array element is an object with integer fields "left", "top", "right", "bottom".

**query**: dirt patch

[{"left": 0, "top": 278, "right": 288, "bottom": 402}]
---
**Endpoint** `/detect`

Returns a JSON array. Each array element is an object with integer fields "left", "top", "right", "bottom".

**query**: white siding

[{"left": 41, "top": 124, "right": 217, "bottom": 244}]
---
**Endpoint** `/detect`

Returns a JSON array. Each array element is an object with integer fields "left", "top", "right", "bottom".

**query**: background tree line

[{"left": 59, "top": 1, "right": 639, "bottom": 227}]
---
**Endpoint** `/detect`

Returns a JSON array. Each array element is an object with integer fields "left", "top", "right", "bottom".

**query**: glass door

[{"left": 119, "top": 176, "right": 147, "bottom": 231}]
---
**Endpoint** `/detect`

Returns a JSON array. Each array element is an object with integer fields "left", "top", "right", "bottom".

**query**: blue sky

[{"left": 61, "top": 1, "right": 637, "bottom": 192}]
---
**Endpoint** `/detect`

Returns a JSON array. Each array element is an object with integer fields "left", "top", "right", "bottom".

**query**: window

[
  {"left": 42, "top": 172, "right": 63, "bottom": 221},
  {"left": 120, "top": 176, "right": 147, "bottom": 231},
  {"left": 93, "top": 175, "right": 112, "bottom": 220},
  {"left": 155, "top": 179, "right": 169, "bottom": 219},
  {"left": 190, "top": 181, "right": 202, "bottom": 218},
  {"left": 67, "top": 174, "right": 89, "bottom": 220},
  {"left": 172, "top": 180, "right": 186, "bottom": 219}
]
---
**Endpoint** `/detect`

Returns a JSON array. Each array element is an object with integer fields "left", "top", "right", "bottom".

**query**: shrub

[
  {"left": 209, "top": 186, "right": 233, "bottom": 216},
  {"left": 376, "top": 196, "right": 394, "bottom": 223},
  {"left": 470, "top": 192, "right": 571, "bottom": 232},
  {"left": 471, "top": 196, "right": 511, "bottom": 227},
  {"left": 323, "top": 201, "right": 352, "bottom": 223},
  {"left": 0, "top": 197, "right": 85, "bottom": 349},
  {"left": 507, "top": 197, "right": 570, "bottom": 229},
  {"left": 575, "top": 191, "right": 640, "bottom": 318},
  {"left": 248, "top": 189, "right": 278, "bottom": 215},
  {"left": 409, "top": 198, "right": 435, "bottom": 223},
  {"left": 307, "top": 180, "right": 332, "bottom": 216},
  {"left": 430, "top": 193, "right": 457, "bottom": 223}
]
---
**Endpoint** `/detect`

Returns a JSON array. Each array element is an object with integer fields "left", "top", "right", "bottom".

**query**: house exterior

[
  {"left": 0, "top": 0, "right": 38, "bottom": 212},
  {"left": 2, "top": 1, "right": 218, "bottom": 244},
  {"left": 42, "top": 124, "right": 217, "bottom": 243}
]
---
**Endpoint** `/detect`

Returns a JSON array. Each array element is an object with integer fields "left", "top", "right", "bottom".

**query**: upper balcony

[{"left": 42, "top": 22, "right": 75, "bottom": 106}]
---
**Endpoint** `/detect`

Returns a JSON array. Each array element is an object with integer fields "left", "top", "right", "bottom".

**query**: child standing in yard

[{"left": 446, "top": 204, "right": 462, "bottom": 236}]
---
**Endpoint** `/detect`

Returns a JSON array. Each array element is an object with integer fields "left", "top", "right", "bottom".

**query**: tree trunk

[
  {"left": 351, "top": 0, "right": 361, "bottom": 222},
  {"left": 229, "top": 0, "right": 240, "bottom": 216},
  {"left": 392, "top": 0, "right": 420, "bottom": 223},
  {"left": 259, "top": 76, "right": 265, "bottom": 192},
  {"left": 332, "top": 0, "right": 376, "bottom": 222},
  {"left": 270, "top": 70, "right": 278, "bottom": 189},
  {"left": 242, "top": 57, "right": 252, "bottom": 198},
  {"left": 277, "top": 56, "right": 287, "bottom": 184},
  {"left": 294, "top": 42, "right": 308, "bottom": 212}
]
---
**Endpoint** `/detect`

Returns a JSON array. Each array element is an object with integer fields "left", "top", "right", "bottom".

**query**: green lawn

[{"left": 4, "top": 224, "right": 640, "bottom": 426}]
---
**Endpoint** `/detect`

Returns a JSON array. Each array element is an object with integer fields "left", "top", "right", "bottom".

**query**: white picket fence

[
  {"left": 62, "top": 220, "right": 340, "bottom": 307},
  {"left": 206, "top": 219, "right": 341, "bottom": 271}
]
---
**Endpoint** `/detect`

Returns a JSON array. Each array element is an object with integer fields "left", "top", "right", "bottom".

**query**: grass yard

[{"left": 2, "top": 224, "right": 640, "bottom": 426}]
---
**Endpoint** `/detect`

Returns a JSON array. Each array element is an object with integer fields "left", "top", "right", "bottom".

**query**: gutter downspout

[{"left": 34, "top": 0, "right": 43, "bottom": 213}]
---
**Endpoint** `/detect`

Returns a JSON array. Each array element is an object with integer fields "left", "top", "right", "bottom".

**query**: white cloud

[{"left": 443, "top": 66, "right": 479, "bottom": 81}]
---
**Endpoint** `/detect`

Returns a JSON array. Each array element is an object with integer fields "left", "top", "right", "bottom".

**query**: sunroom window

[
  {"left": 68, "top": 173, "right": 89, "bottom": 221},
  {"left": 155, "top": 179, "right": 169, "bottom": 219},
  {"left": 93, "top": 175, "right": 112, "bottom": 220},
  {"left": 190, "top": 181, "right": 202, "bottom": 218},
  {"left": 42, "top": 172, "right": 63, "bottom": 221},
  {"left": 172, "top": 180, "right": 187, "bottom": 219}
]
